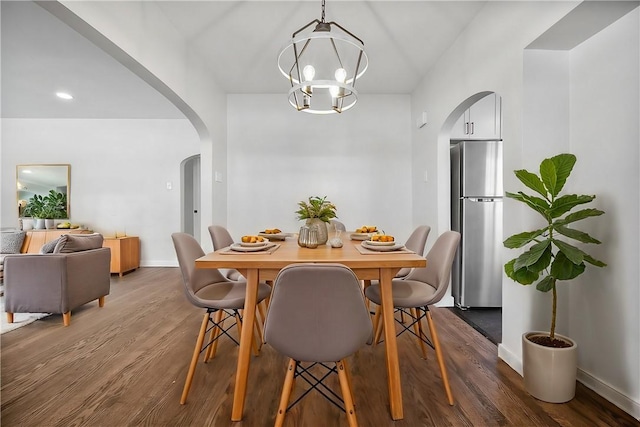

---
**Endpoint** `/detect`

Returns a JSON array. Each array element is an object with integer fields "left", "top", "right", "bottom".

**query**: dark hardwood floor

[{"left": 1, "top": 267, "right": 637, "bottom": 426}]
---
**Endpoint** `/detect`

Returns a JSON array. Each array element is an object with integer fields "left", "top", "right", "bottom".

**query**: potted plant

[
  {"left": 42, "top": 190, "right": 68, "bottom": 228},
  {"left": 295, "top": 196, "right": 337, "bottom": 245},
  {"left": 22, "top": 190, "right": 68, "bottom": 230},
  {"left": 504, "top": 153, "right": 606, "bottom": 403},
  {"left": 22, "top": 194, "right": 47, "bottom": 229}
]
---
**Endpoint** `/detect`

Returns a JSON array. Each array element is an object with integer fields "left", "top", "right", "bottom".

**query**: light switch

[
  {"left": 214, "top": 171, "right": 223, "bottom": 183},
  {"left": 166, "top": 181, "right": 172, "bottom": 190},
  {"left": 423, "top": 170, "right": 428, "bottom": 182}
]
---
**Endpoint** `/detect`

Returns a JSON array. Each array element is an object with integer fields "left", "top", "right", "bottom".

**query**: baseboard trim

[
  {"left": 578, "top": 369, "right": 640, "bottom": 421},
  {"left": 498, "top": 343, "right": 522, "bottom": 376},
  {"left": 498, "top": 345, "right": 640, "bottom": 420}
]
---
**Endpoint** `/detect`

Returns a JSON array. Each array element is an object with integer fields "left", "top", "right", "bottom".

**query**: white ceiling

[{"left": 1, "top": 1, "right": 487, "bottom": 119}]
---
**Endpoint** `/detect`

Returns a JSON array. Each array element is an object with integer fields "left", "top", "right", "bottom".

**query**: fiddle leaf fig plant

[{"left": 504, "top": 153, "right": 606, "bottom": 341}]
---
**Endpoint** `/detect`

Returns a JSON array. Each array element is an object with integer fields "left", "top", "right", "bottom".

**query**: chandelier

[{"left": 277, "top": 0, "right": 368, "bottom": 114}]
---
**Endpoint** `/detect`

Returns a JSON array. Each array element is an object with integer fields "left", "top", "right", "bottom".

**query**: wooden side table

[{"left": 102, "top": 236, "right": 140, "bottom": 277}]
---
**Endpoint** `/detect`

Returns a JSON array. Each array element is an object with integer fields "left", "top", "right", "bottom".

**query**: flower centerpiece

[{"left": 295, "top": 196, "right": 337, "bottom": 245}]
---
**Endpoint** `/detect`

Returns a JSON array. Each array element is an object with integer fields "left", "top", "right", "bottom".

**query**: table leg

[
  {"left": 380, "top": 268, "right": 403, "bottom": 420},
  {"left": 231, "top": 268, "right": 259, "bottom": 421}
]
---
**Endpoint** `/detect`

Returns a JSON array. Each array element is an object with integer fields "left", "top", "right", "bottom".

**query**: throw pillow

[
  {"left": 40, "top": 237, "right": 61, "bottom": 254},
  {"left": 1, "top": 231, "right": 26, "bottom": 254},
  {"left": 53, "top": 233, "right": 104, "bottom": 253}
]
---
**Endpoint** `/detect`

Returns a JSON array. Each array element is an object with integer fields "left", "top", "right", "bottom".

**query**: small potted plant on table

[
  {"left": 295, "top": 196, "right": 337, "bottom": 245},
  {"left": 504, "top": 153, "right": 606, "bottom": 403}
]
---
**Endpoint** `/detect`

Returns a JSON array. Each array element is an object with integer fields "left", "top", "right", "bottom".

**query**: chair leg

[
  {"left": 181, "top": 312, "right": 210, "bottom": 405},
  {"left": 253, "top": 315, "right": 263, "bottom": 353},
  {"left": 372, "top": 305, "right": 384, "bottom": 345},
  {"left": 98, "top": 296, "right": 105, "bottom": 307},
  {"left": 336, "top": 359, "right": 358, "bottom": 427},
  {"left": 204, "top": 310, "right": 224, "bottom": 362},
  {"left": 425, "top": 310, "right": 454, "bottom": 406},
  {"left": 412, "top": 308, "right": 428, "bottom": 359},
  {"left": 275, "top": 358, "right": 297, "bottom": 427},
  {"left": 341, "top": 358, "right": 356, "bottom": 408},
  {"left": 257, "top": 301, "right": 268, "bottom": 343},
  {"left": 6, "top": 312, "right": 14, "bottom": 324},
  {"left": 63, "top": 312, "right": 71, "bottom": 326},
  {"left": 362, "top": 280, "right": 372, "bottom": 311}
]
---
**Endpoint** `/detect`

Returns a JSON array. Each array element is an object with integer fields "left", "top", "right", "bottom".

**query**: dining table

[{"left": 195, "top": 234, "right": 426, "bottom": 421}]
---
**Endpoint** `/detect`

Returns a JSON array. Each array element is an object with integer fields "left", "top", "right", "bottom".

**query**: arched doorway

[{"left": 442, "top": 91, "right": 503, "bottom": 344}]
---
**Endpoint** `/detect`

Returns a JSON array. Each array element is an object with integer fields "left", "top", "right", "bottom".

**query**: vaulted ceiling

[{"left": 1, "top": 1, "right": 488, "bottom": 119}]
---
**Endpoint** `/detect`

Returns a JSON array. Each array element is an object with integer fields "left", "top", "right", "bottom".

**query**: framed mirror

[{"left": 17, "top": 164, "right": 70, "bottom": 218}]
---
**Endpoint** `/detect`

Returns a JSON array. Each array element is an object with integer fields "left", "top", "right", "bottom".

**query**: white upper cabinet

[{"left": 451, "top": 93, "right": 502, "bottom": 140}]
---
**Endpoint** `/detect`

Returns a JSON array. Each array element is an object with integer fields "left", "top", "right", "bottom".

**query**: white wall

[
  {"left": 568, "top": 8, "right": 639, "bottom": 410},
  {"left": 226, "top": 94, "right": 414, "bottom": 242},
  {"left": 1, "top": 118, "right": 200, "bottom": 265},
  {"left": 411, "top": 1, "right": 639, "bottom": 418},
  {"left": 54, "top": 1, "right": 229, "bottom": 247}
]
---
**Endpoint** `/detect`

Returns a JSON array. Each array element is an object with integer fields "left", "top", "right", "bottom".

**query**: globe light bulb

[
  {"left": 334, "top": 68, "right": 347, "bottom": 83},
  {"left": 329, "top": 86, "right": 340, "bottom": 97},
  {"left": 303, "top": 65, "right": 316, "bottom": 81}
]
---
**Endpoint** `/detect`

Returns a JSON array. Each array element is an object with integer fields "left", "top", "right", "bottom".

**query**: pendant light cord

[{"left": 321, "top": 0, "right": 325, "bottom": 23}]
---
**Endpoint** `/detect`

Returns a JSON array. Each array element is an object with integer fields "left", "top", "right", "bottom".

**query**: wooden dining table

[{"left": 195, "top": 236, "right": 426, "bottom": 421}]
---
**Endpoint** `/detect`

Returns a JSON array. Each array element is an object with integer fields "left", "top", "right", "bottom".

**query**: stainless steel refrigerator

[{"left": 450, "top": 140, "right": 503, "bottom": 308}]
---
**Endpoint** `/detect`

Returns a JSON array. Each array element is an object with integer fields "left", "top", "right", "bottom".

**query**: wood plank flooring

[{"left": 1, "top": 267, "right": 637, "bottom": 427}]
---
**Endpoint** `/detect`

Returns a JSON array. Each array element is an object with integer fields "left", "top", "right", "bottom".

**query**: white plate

[
  {"left": 366, "top": 239, "right": 396, "bottom": 246},
  {"left": 239, "top": 239, "right": 269, "bottom": 247},
  {"left": 361, "top": 241, "right": 405, "bottom": 252},
  {"left": 258, "top": 232, "right": 287, "bottom": 241},
  {"left": 230, "top": 243, "right": 272, "bottom": 252},
  {"left": 350, "top": 232, "right": 373, "bottom": 241}
]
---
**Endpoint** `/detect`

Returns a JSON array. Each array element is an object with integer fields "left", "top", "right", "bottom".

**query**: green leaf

[
  {"left": 514, "top": 169, "right": 548, "bottom": 199},
  {"left": 541, "top": 154, "right": 576, "bottom": 197},
  {"left": 584, "top": 254, "right": 607, "bottom": 268},
  {"left": 513, "top": 240, "right": 551, "bottom": 271},
  {"left": 549, "top": 194, "right": 595, "bottom": 218},
  {"left": 550, "top": 251, "right": 585, "bottom": 280},
  {"left": 507, "top": 192, "right": 551, "bottom": 219},
  {"left": 503, "top": 228, "right": 546, "bottom": 248},
  {"left": 555, "top": 225, "right": 601, "bottom": 244},
  {"left": 528, "top": 245, "right": 552, "bottom": 273},
  {"left": 553, "top": 239, "right": 585, "bottom": 264},
  {"left": 557, "top": 208, "right": 605, "bottom": 226},
  {"left": 505, "top": 259, "right": 538, "bottom": 285},
  {"left": 535, "top": 275, "right": 555, "bottom": 292}
]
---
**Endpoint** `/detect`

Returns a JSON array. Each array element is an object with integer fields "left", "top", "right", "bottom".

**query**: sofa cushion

[
  {"left": 1, "top": 231, "right": 26, "bottom": 254},
  {"left": 53, "top": 233, "right": 104, "bottom": 253},
  {"left": 40, "top": 237, "right": 61, "bottom": 254}
]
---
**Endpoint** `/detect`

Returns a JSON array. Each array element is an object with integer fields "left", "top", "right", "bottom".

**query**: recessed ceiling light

[{"left": 56, "top": 92, "right": 73, "bottom": 100}]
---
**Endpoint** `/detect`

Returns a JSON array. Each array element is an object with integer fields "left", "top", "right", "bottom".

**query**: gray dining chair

[
  {"left": 171, "top": 232, "right": 272, "bottom": 405},
  {"left": 364, "top": 230, "right": 460, "bottom": 406},
  {"left": 330, "top": 219, "right": 346, "bottom": 232},
  {"left": 208, "top": 225, "right": 243, "bottom": 281},
  {"left": 362, "top": 225, "right": 431, "bottom": 313},
  {"left": 395, "top": 225, "right": 431, "bottom": 278},
  {"left": 264, "top": 263, "right": 372, "bottom": 427}
]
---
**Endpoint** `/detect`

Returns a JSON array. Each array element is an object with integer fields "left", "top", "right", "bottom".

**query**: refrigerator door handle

[{"left": 467, "top": 197, "right": 502, "bottom": 202}]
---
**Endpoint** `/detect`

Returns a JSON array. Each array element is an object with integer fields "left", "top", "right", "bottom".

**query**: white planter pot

[
  {"left": 45, "top": 219, "right": 56, "bottom": 229},
  {"left": 522, "top": 331, "right": 577, "bottom": 403},
  {"left": 34, "top": 218, "right": 46, "bottom": 230}
]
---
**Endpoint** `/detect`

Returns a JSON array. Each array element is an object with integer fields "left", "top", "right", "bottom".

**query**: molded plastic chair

[
  {"left": 264, "top": 263, "right": 373, "bottom": 427},
  {"left": 395, "top": 225, "right": 431, "bottom": 278},
  {"left": 364, "top": 230, "right": 460, "bottom": 406},
  {"left": 208, "top": 225, "right": 243, "bottom": 281},
  {"left": 330, "top": 220, "right": 346, "bottom": 232},
  {"left": 171, "top": 232, "right": 272, "bottom": 404}
]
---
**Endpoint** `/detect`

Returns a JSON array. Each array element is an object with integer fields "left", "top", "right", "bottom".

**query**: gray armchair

[{"left": 3, "top": 234, "right": 111, "bottom": 326}]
